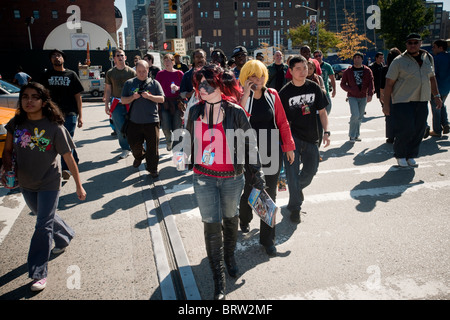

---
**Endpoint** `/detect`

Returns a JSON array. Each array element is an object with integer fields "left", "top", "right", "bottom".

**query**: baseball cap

[
  {"left": 406, "top": 33, "right": 422, "bottom": 42},
  {"left": 49, "top": 49, "right": 66, "bottom": 59},
  {"left": 232, "top": 46, "right": 247, "bottom": 58}
]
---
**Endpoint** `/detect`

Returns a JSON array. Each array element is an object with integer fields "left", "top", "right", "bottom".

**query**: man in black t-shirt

[
  {"left": 279, "top": 55, "right": 330, "bottom": 224},
  {"left": 267, "top": 50, "right": 288, "bottom": 92},
  {"left": 40, "top": 49, "right": 84, "bottom": 179}
]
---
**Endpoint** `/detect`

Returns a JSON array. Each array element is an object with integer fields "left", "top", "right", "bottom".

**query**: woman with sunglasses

[{"left": 181, "top": 64, "right": 265, "bottom": 299}]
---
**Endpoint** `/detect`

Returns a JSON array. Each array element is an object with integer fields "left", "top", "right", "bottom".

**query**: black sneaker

[
  {"left": 133, "top": 158, "right": 142, "bottom": 168},
  {"left": 264, "top": 245, "right": 277, "bottom": 257},
  {"left": 240, "top": 223, "right": 250, "bottom": 233},
  {"left": 443, "top": 125, "right": 449, "bottom": 134},
  {"left": 290, "top": 210, "right": 301, "bottom": 224}
]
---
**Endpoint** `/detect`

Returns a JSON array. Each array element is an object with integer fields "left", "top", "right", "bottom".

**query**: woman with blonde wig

[{"left": 238, "top": 60, "right": 295, "bottom": 256}]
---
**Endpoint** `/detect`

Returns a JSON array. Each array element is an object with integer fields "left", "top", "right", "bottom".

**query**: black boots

[
  {"left": 204, "top": 216, "right": 239, "bottom": 300},
  {"left": 223, "top": 216, "right": 239, "bottom": 278},
  {"left": 204, "top": 222, "right": 226, "bottom": 300}
]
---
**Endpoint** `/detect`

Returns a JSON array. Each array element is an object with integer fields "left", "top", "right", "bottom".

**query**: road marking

[
  {"left": 272, "top": 274, "right": 450, "bottom": 299},
  {"left": 275, "top": 179, "right": 450, "bottom": 206},
  {"left": 0, "top": 191, "right": 26, "bottom": 245}
]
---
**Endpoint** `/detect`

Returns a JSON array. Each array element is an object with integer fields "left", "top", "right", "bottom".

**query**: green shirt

[{"left": 105, "top": 66, "right": 136, "bottom": 98}]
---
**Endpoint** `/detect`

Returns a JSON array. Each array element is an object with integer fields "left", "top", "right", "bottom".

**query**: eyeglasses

[
  {"left": 314, "top": 54, "right": 322, "bottom": 58},
  {"left": 407, "top": 41, "right": 419, "bottom": 45}
]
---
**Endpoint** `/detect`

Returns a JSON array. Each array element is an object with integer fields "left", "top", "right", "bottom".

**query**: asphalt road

[{"left": 1, "top": 82, "right": 449, "bottom": 302}]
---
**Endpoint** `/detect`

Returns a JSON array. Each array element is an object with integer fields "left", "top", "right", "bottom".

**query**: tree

[
  {"left": 287, "top": 22, "right": 339, "bottom": 57},
  {"left": 378, "top": 0, "right": 434, "bottom": 51},
  {"left": 335, "top": 10, "right": 373, "bottom": 61}
]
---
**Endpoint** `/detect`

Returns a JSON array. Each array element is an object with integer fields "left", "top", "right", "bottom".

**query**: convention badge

[
  {"left": 201, "top": 149, "right": 215, "bottom": 166},
  {"left": 301, "top": 104, "right": 311, "bottom": 115}
]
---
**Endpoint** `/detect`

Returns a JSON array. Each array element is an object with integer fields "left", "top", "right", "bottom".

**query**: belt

[{"left": 194, "top": 164, "right": 243, "bottom": 177}]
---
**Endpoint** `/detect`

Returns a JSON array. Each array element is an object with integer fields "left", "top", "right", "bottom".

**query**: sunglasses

[
  {"left": 314, "top": 54, "right": 322, "bottom": 58},
  {"left": 407, "top": 41, "right": 419, "bottom": 45}
]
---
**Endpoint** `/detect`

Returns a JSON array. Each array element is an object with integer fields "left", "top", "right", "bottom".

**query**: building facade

[
  {"left": 0, "top": 0, "right": 117, "bottom": 50},
  {"left": 181, "top": 0, "right": 326, "bottom": 58}
]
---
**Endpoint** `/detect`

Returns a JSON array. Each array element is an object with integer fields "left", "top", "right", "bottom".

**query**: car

[
  {"left": 332, "top": 63, "right": 352, "bottom": 80},
  {"left": 0, "top": 79, "right": 20, "bottom": 109},
  {"left": 0, "top": 106, "right": 16, "bottom": 167}
]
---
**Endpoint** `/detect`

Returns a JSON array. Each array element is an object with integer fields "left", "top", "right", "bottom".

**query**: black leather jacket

[{"left": 183, "top": 100, "right": 265, "bottom": 189}]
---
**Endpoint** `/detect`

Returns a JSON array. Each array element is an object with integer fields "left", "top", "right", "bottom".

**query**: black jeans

[
  {"left": 126, "top": 121, "right": 160, "bottom": 172},
  {"left": 239, "top": 151, "right": 282, "bottom": 247}
]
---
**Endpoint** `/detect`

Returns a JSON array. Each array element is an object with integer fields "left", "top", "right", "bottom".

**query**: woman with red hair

[{"left": 181, "top": 64, "right": 265, "bottom": 299}]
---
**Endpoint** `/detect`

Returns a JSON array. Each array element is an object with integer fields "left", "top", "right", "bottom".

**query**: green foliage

[
  {"left": 378, "top": 0, "right": 434, "bottom": 51},
  {"left": 287, "top": 22, "right": 340, "bottom": 57}
]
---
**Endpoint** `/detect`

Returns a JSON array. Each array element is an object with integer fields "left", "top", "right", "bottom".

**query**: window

[
  {"left": 51, "top": 10, "right": 58, "bottom": 19},
  {"left": 198, "top": 2, "right": 201, "bottom": 8},
  {"left": 13, "top": 10, "right": 20, "bottom": 19},
  {"left": 215, "top": 2, "right": 219, "bottom": 8},
  {"left": 214, "top": 11, "right": 220, "bottom": 19},
  {"left": 257, "top": 10, "right": 270, "bottom": 18},
  {"left": 33, "top": 10, "right": 40, "bottom": 19},
  {"left": 242, "top": 29, "right": 247, "bottom": 36}
]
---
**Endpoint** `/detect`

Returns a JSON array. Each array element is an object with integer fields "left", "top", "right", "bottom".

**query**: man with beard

[
  {"left": 231, "top": 46, "right": 248, "bottom": 81},
  {"left": 39, "top": 49, "right": 84, "bottom": 180}
]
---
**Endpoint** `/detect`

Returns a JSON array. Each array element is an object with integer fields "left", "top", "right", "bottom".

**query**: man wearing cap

[
  {"left": 383, "top": 33, "right": 443, "bottom": 167},
  {"left": 39, "top": 49, "right": 84, "bottom": 179},
  {"left": 231, "top": 46, "right": 248, "bottom": 80},
  {"left": 340, "top": 52, "right": 374, "bottom": 142},
  {"left": 174, "top": 53, "right": 189, "bottom": 73}
]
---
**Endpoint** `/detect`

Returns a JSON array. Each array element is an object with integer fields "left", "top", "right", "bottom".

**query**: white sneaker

[
  {"left": 119, "top": 150, "right": 131, "bottom": 159},
  {"left": 407, "top": 158, "right": 418, "bottom": 167},
  {"left": 396, "top": 158, "right": 408, "bottom": 167},
  {"left": 31, "top": 278, "right": 47, "bottom": 292}
]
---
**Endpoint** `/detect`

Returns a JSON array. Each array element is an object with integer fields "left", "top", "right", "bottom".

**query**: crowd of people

[{"left": 1, "top": 33, "right": 449, "bottom": 298}]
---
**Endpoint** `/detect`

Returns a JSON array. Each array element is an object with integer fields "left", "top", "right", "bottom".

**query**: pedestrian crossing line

[
  {"left": 271, "top": 273, "right": 449, "bottom": 300},
  {"left": 317, "top": 159, "right": 450, "bottom": 175},
  {"left": 276, "top": 179, "right": 450, "bottom": 206},
  {"left": 0, "top": 192, "right": 26, "bottom": 245}
]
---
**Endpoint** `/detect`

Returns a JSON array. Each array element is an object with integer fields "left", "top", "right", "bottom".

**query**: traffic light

[
  {"left": 169, "top": 0, "right": 177, "bottom": 13},
  {"left": 163, "top": 40, "right": 173, "bottom": 51}
]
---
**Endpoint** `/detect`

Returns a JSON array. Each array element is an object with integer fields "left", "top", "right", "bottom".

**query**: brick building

[
  {"left": 0, "top": 0, "right": 117, "bottom": 50},
  {"left": 181, "top": 0, "right": 327, "bottom": 58}
]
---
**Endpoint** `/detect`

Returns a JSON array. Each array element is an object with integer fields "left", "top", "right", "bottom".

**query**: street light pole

[
  {"left": 295, "top": 4, "right": 319, "bottom": 51},
  {"left": 25, "top": 16, "right": 34, "bottom": 50}
]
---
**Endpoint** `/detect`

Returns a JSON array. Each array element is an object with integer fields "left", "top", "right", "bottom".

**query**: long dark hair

[
  {"left": 15, "top": 82, "right": 65, "bottom": 125},
  {"left": 193, "top": 64, "right": 242, "bottom": 104}
]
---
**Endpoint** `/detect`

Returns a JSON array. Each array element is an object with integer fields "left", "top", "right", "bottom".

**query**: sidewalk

[{"left": 0, "top": 101, "right": 162, "bottom": 299}]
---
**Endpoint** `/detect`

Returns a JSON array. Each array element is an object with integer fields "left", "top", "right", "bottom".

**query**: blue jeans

[
  {"left": 348, "top": 97, "right": 367, "bottom": 139},
  {"left": 193, "top": 173, "right": 245, "bottom": 223},
  {"left": 430, "top": 95, "right": 449, "bottom": 134},
  {"left": 61, "top": 114, "right": 79, "bottom": 171},
  {"left": 391, "top": 101, "right": 428, "bottom": 159},
  {"left": 160, "top": 106, "right": 183, "bottom": 148},
  {"left": 111, "top": 103, "right": 131, "bottom": 151},
  {"left": 21, "top": 189, "right": 75, "bottom": 279},
  {"left": 284, "top": 137, "right": 319, "bottom": 212}
]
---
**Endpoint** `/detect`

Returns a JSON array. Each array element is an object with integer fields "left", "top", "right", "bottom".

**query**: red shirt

[{"left": 193, "top": 119, "right": 235, "bottom": 178}]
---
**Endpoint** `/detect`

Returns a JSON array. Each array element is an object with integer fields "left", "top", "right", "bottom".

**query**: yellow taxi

[{"left": 0, "top": 106, "right": 17, "bottom": 167}]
